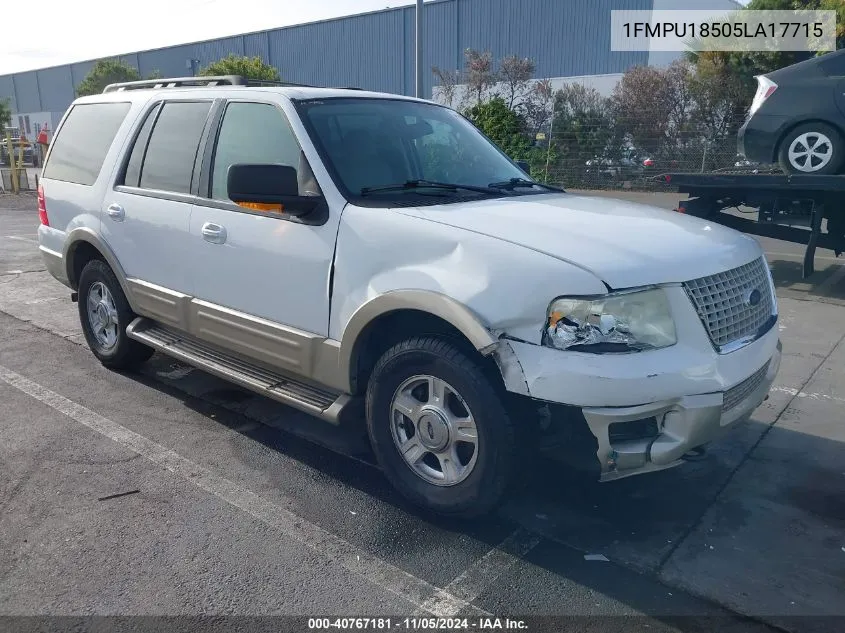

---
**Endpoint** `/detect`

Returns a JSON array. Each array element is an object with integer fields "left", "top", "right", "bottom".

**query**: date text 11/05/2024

[
  {"left": 307, "top": 618, "right": 528, "bottom": 630},
  {"left": 622, "top": 21, "right": 825, "bottom": 39}
]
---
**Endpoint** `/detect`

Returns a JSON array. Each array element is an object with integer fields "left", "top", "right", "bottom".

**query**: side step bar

[{"left": 126, "top": 317, "right": 350, "bottom": 424}]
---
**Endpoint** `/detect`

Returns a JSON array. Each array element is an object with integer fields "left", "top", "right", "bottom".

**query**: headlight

[{"left": 544, "top": 288, "right": 676, "bottom": 353}]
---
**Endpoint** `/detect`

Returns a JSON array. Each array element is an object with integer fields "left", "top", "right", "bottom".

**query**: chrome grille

[
  {"left": 723, "top": 361, "right": 770, "bottom": 412},
  {"left": 684, "top": 257, "right": 775, "bottom": 351}
]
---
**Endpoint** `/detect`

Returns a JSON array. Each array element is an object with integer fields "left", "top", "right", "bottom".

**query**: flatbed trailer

[{"left": 665, "top": 172, "right": 845, "bottom": 278}]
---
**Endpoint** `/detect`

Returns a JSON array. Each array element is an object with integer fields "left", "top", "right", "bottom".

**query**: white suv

[{"left": 36, "top": 76, "right": 781, "bottom": 517}]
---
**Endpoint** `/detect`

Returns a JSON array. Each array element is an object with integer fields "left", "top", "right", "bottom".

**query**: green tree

[
  {"left": 199, "top": 55, "right": 280, "bottom": 81},
  {"left": 465, "top": 97, "right": 548, "bottom": 178},
  {"left": 0, "top": 98, "right": 11, "bottom": 133},
  {"left": 821, "top": 0, "right": 845, "bottom": 47},
  {"left": 466, "top": 98, "right": 531, "bottom": 155},
  {"left": 76, "top": 59, "right": 141, "bottom": 97}
]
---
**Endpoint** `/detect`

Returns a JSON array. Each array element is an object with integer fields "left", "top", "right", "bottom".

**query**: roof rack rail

[{"left": 102, "top": 75, "right": 315, "bottom": 93}]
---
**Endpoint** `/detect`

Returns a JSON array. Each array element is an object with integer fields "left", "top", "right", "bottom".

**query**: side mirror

[
  {"left": 227, "top": 163, "right": 323, "bottom": 216},
  {"left": 516, "top": 160, "right": 530, "bottom": 173}
]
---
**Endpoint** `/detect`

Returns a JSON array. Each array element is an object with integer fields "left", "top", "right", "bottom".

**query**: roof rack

[{"left": 102, "top": 75, "right": 315, "bottom": 93}]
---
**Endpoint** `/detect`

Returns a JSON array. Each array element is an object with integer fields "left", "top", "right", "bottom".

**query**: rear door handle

[
  {"left": 107, "top": 203, "right": 125, "bottom": 221},
  {"left": 201, "top": 222, "right": 227, "bottom": 244}
]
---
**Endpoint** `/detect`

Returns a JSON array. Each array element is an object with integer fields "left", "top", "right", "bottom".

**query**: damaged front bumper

[{"left": 582, "top": 340, "right": 781, "bottom": 481}]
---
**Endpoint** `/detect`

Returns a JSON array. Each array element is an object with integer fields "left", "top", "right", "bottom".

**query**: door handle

[
  {"left": 107, "top": 203, "right": 125, "bottom": 222},
  {"left": 201, "top": 222, "right": 227, "bottom": 244}
]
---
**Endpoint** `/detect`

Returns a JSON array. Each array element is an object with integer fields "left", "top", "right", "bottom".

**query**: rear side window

[
  {"left": 132, "top": 101, "right": 211, "bottom": 194},
  {"left": 122, "top": 104, "right": 160, "bottom": 188},
  {"left": 43, "top": 102, "right": 131, "bottom": 185}
]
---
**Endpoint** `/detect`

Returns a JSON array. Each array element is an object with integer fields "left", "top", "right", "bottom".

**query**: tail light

[
  {"left": 749, "top": 76, "right": 777, "bottom": 118},
  {"left": 643, "top": 158, "right": 654, "bottom": 167},
  {"left": 37, "top": 185, "right": 49, "bottom": 226}
]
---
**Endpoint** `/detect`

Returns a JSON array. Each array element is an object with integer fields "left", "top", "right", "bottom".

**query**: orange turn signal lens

[{"left": 236, "top": 202, "right": 284, "bottom": 213}]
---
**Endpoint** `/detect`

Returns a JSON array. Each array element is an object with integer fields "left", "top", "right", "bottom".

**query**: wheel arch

[
  {"left": 340, "top": 291, "right": 500, "bottom": 395},
  {"left": 63, "top": 228, "right": 137, "bottom": 312}
]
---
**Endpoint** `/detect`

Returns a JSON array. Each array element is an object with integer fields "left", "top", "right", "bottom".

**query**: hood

[{"left": 398, "top": 193, "right": 762, "bottom": 289}]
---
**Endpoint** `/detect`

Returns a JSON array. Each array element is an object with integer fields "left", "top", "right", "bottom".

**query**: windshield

[{"left": 296, "top": 97, "right": 537, "bottom": 203}]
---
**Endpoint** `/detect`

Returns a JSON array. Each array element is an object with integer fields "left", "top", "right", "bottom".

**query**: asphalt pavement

[{"left": 1, "top": 191, "right": 843, "bottom": 633}]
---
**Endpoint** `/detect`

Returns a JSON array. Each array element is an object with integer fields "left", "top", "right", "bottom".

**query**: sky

[{"left": 1, "top": 0, "right": 413, "bottom": 75}]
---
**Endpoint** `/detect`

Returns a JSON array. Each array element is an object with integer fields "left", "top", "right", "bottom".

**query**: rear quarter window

[{"left": 42, "top": 102, "right": 131, "bottom": 186}]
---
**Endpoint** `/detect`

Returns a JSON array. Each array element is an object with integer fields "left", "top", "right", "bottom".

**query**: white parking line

[
  {"left": 0, "top": 364, "right": 490, "bottom": 618},
  {"left": 4, "top": 235, "right": 37, "bottom": 244},
  {"left": 416, "top": 528, "right": 541, "bottom": 616}
]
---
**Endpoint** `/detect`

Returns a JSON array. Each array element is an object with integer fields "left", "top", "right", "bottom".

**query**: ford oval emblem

[{"left": 744, "top": 288, "right": 762, "bottom": 307}]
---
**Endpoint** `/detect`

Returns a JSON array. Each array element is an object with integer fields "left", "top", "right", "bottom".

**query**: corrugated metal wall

[{"left": 0, "top": 0, "right": 651, "bottom": 117}]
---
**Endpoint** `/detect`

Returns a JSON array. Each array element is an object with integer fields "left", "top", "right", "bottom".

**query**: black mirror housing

[
  {"left": 227, "top": 163, "right": 323, "bottom": 216},
  {"left": 516, "top": 160, "right": 530, "bottom": 173}
]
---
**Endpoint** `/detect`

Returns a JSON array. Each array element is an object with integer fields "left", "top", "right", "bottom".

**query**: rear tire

[
  {"left": 365, "top": 336, "right": 516, "bottom": 518},
  {"left": 78, "top": 259, "right": 154, "bottom": 370},
  {"left": 778, "top": 122, "right": 845, "bottom": 175}
]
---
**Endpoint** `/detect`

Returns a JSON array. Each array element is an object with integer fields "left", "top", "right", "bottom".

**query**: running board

[{"left": 126, "top": 317, "right": 350, "bottom": 424}]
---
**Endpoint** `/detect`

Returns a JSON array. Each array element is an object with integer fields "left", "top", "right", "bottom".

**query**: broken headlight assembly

[{"left": 544, "top": 288, "right": 677, "bottom": 353}]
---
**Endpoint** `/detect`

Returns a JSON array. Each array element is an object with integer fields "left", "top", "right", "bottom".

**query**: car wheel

[
  {"left": 778, "top": 123, "right": 845, "bottom": 175},
  {"left": 78, "top": 259, "right": 154, "bottom": 370},
  {"left": 365, "top": 336, "right": 517, "bottom": 518}
]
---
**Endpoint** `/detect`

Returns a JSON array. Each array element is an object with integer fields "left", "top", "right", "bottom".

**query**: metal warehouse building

[{"left": 0, "top": 0, "right": 735, "bottom": 140}]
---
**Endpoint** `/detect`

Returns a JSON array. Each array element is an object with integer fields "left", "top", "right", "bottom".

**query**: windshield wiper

[
  {"left": 488, "top": 177, "right": 563, "bottom": 192},
  {"left": 360, "top": 180, "right": 500, "bottom": 196}
]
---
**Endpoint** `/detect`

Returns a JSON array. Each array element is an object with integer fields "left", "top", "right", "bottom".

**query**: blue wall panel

[
  {"left": 69, "top": 61, "right": 95, "bottom": 92},
  {"left": 12, "top": 71, "right": 40, "bottom": 112},
  {"left": 243, "top": 32, "right": 270, "bottom": 60},
  {"left": 457, "top": 0, "right": 649, "bottom": 79},
  {"left": 422, "top": 0, "right": 460, "bottom": 97},
  {"left": 118, "top": 54, "right": 141, "bottom": 72},
  {"left": 194, "top": 36, "right": 245, "bottom": 68},
  {"left": 36, "top": 67, "right": 73, "bottom": 112},
  {"left": 0, "top": 0, "right": 657, "bottom": 115},
  {"left": 267, "top": 9, "right": 405, "bottom": 92},
  {"left": 138, "top": 44, "right": 196, "bottom": 79}
]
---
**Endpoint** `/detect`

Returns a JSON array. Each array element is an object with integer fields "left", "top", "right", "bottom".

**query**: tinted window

[
  {"left": 210, "top": 101, "right": 318, "bottom": 200},
  {"left": 43, "top": 102, "right": 131, "bottom": 185},
  {"left": 122, "top": 104, "right": 160, "bottom": 188},
  {"left": 300, "top": 98, "right": 526, "bottom": 198},
  {"left": 139, "top": 101, "right": 211, "bottom": 194}
]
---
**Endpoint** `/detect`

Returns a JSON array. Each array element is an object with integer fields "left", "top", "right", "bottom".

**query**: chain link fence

[{"left": 524, "top": 125, "right": 781, "bottom": 192}]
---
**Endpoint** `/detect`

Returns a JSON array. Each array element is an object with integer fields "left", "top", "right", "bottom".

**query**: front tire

[
  {"left": 78, "top": 259, "right": 154, "bottom": 370},
  {"left": 778, "top": 122, "right": 845, "bottom": 175},
  {"left": 365, "top": 336, "right": 517, "bottom": 518}
]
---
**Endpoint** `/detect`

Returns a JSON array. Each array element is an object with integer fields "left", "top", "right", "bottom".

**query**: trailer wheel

[{"left": 778, "top": 123, "right": 845, "bottom": 175}]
